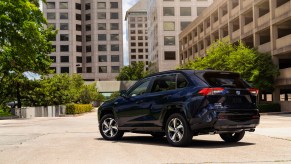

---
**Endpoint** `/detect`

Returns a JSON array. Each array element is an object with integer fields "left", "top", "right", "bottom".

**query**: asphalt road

[{"left": 1, "top": 111, "right": 291, "bottom": 164}]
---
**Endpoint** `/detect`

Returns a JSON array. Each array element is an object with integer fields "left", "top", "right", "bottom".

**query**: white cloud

[{"left": 122, "top": 0, "right": 140, "bottom": 66}]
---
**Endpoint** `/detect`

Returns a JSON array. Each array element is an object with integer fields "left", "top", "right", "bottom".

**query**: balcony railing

[
  {"left": 212, "top": 21, "right": 219, "bottom": 30},
  {"left": 257, "top": 12, "right": 270, "bottom": 27},
  {"left": 276, "top": 34, "right": 291, "bottom": 49},
  {"left": 275, "top": 1, "right": 290, "bottom": 18},
  {"left": 221, "top": 14, "right": 228, "bottom": 24},
  {"left": 279, "top": 67, "right": 291, "bottom": 79},
  {"left": 242, "top": 0, "right": 252, "bottom": 9},
  {"left": 232, "top": 29, "right": 241, "bottom": 40},
  {"left": 258, "top": 42, "right": 271, "bottom": 52},
  {"left": 243, "top": 22, "right": 253, "bottom": 35},
  {"left": 230, "top": 6, "right": 239, "bottom": 18}
]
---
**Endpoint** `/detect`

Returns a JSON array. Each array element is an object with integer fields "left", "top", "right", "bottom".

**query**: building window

[
  {"left": 130, "top": 30, "right": 135, "bottom": 34},
  {"left": 180, "top": 7, "right": 191, "bottom": 16},
  {"left": 60, "top": 13, "right": 68, "bottom": 19},
  {"left": 131, "top": 49, "right": 136, "bottom": 53},
  {"left": 86, "top": 46, "right": 91, "bottom": 52},
  {"left": 111, "top": 66, "right": 120, "bottom": 73},
  {"left": 86, "top": 56, "right": 92, "bottom": 63},
  {"left": 47, "top": 13, "right": 55, "bottom": 19},
  {"left": 164, "top": 51, "right": 176, "bottom": 60},
  {"left": 98, "top": 23, "right": 106, "bottom": 30},
  {"left": 164, "top": 22, "right": 175, "bottom": 31},
  {"left": 138, "top": 36, "right": 143, "bottom": 40},
  {"left": 138, "top": 42, "right": 143, "bottom": 46},
  {"left": 76, "top": 24, "right": 82, "bottom": 31},
  {"left": 110, "top": 23, "right": 119, "bottom": 30},
  {"left": 99, "top": 55, "right": 107, "bottom": 62},
  {"left": 98, "top": 34, "right": 107, "bottom": 41},
  {"left": 86, "top": 24, "right": 91, "bottom": 31},
  {"left": 138, "top": 24, "right": 143, "bottom": 28},
  {"left": 51, "top": 45, "right": 56, "bottom": 52},
  {"left": 76, "top": 46, "right": 82, "bottom": 52},
  {"left": 131, "top": 36, "right": 136, "bottom": 40},
  {"left": 50, "top": 67, "right": 56, "bottom": 73},
  {"left": 86, "top": 67, "right": 92, "bottom": 73},
  {"left": 77, "top": 35, "right": 84, "bottom": 42},
  {"left": 86, "top": 35, "right": 91, "bottom": 42},
  {"left": 47, "top": 2, "right": 55, "bottom": 9},
  {"left": 60, "top": 45, "right": 69, "bottom": 52},
  {"left": 138, "top": 55, "right": 143, "bottom": 59},
  {"left": 137, "top": 17, "right": 143, "bottom": 22},
  {"left": 76, "top": 14, "right": 81, "bottom": 20},
  {"left": 131, "top": 55, "right": 136, "bottom": 59},
  {"left": 97, "top": 2, "right": 106, "bottom": 9},
  {"left": 110, "top": 2, "right": 118, "bottom": 8},
  {"left": 86, "top": 14, "right": 91, "bottom": 20},
  {"left": 110, "top": 34, "right": 119, "bottom": 41},
  {"left": 99, "top": 66, "right": 107, "bottom": 73},
  {"left": 197, "top": 7, "right": 206, "bottom": 16},
  {"left": 111, "top": 55, "right": 119, "bottom": 62},
  {"left": 110, "top": 13, "right": 118, "bottom": 19},
  {"left": 111, "top": 45, "right": 119, "bottom": 51},
  {"left": 60, "top": 34, "right": 69, "bottom": 41},
  {"left": 77, "top": 67, "right": 82, "bottom": 73},
  {"left": 98, "top": 12, "right": 106, "bottom": 19},
  {"left": 181, "top": 21, "right": 191, "bottom": 30},
  {"left": 163, "top": 7, "right": 175, "bottom": 16},
  {"left": 59, "top": 2, "right": 68, "bottom": 9},
  {"left": 60, "top": 23, "right": 68, "bottom": 30},
  {"left": 48, "top": 23, "right": 56, "bottom": 30},
  {"left": 130, "top": 17, "right": 135, "bottom": 22},
  {"left": 164, "top": 36, "right": 175, "bottom": 45},
  {"left": 131, "top": 42, "right": 136, "bottom": 46},
  {"left": 98, "top": 45, "right": 107, "bottom": 51},
  {"left": 61, "top": 67, "right": 69, "bottom": 73},
  {"left": 75, "top": 3, "right": 81, "bottom": 10},
  {"left": 61, "top": 56, "right": 69, "bottom": 63},
  {"left": 130, "top": 24, "right": 135, "bottom": 28},
  {"left": 50, "top": 56, "right": 56, "bottom": 63},
  {"left": 77, "top": 56, "right": 82, "bottom": 63},
  {"left": 85, "top": 3, "right": 90, "bottom": 10}
]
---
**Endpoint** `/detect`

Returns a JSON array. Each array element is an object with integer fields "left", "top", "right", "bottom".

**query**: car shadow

[{"left": 95, "top": 136, "right": 255, "bottom": 148}]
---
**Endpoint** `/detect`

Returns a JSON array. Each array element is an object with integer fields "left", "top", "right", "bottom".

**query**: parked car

[{"left": 98, "top": 69, "right": 260, "bottom": 146}]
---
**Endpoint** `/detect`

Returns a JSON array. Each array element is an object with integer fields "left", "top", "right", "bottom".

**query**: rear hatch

[{"left": 197, "top": 71, "right": 258, "bottom": 111}]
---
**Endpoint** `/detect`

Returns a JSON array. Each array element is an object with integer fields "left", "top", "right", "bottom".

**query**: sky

[{"left": 122, "top": 0, "right": 140, "bottom": 66}]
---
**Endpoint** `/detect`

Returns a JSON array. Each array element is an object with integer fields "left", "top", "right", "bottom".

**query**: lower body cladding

[{"left": 189, "top": 104, "right": 260, "bottom": 134}]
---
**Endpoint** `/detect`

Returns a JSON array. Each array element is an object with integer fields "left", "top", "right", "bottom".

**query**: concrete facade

[
  {"left": 12, "top": 105, "right": 66, "bottom": 118},
  {"left": 125, "top": 0, "right": 149, "bottom": 71},
  {"left": 43, "top": 0, "right": 123, "bottom": 81},
  {"left": 147, "top": 0, "right": 213, "bottom": 73},
  {"left": 179, "top": 0, "right": 291, "bottom": 111}
]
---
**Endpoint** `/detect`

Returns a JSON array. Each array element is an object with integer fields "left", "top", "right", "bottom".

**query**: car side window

[
  {"left": 151, "top": 74, "right": 176, "bottom": 93},
  {"left": 128, "top": 79, "right": 151, "bottom": 97},
  {"left": 177, "top": 73, "right": 188, "bottom": 88}
]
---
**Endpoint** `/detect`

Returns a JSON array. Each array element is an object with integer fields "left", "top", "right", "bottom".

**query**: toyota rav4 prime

[{"left": 98, "top": 70, "right": 260, "bottom": 147}]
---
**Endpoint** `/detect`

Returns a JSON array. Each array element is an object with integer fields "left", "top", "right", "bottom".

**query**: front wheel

[
  {"left": 99, "top": 114, "right": 124, "bottom": 140},
  {"left": 165, "top": 113, "right": 193, "bottom": 147},
  {"left": 219, "top": 131, "right": 245, "bottom": 143}
]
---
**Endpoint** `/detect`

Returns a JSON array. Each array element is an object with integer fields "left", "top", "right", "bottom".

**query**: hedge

[
  {"left": 66, "top": 104, "right": 93, "bottom": 114},
  {"left": 258, "top": 103, "right": 281, "bottom": 113}
]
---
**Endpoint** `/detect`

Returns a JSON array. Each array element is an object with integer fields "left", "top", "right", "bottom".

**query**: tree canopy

[
  {"left": 178, "top": 39, "right": 279, "bottom": 93},
  {"left": 116, "top": 62, "right": 148, "bottom": 81}
]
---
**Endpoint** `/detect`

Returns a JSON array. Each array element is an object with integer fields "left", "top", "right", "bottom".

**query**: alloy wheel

[
  {"left": 102, "top": 118, "right": 118, "bottom": 138},
  {"left": 167, "top": 118, "right": 184, "bottom": 142}
]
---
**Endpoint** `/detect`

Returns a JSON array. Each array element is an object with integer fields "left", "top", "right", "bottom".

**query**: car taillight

[
  {"left": 248, "top": 88, "right": 259, "bottom": 96},
  {"left": 198, "top": 88, "right": 224, "bottom": 96}
]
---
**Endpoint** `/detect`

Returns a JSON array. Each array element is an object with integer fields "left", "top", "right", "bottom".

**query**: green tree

[
  {"left": 116, "top": 62, "right": 148, "bottom": 80},
  {"left": 179, "top": 39, "right": 279, "bottom": 93},
  {"left": 79, "top": 83, "right": 100, "bottom": 104},
  {"left": 0, "top": 0, "right": 56, "bottom": 107}
]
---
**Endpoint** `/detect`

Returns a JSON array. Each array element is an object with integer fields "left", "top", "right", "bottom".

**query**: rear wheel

[
  {"left": 165, "top": 113, "right": 192, "bottom": 147},
  {"left": 219, "top": 131, "right": 245, "bottom": 143},
  {"left": 99, "top": 114, "right": 124, "bottom": 140}
]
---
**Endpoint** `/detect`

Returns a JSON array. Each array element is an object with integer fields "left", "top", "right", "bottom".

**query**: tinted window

[
  {"left": 203, "top": 72, "right": 248, "bottom": 88},
  {"left": 177, "top": 73, "right": 188, "bottom": 88},
  {"left": 128, "top": 79, "right": 151, "bottom": 97},
  {"left": 151, "top": 74, "right": 176, "bottom": 93}
]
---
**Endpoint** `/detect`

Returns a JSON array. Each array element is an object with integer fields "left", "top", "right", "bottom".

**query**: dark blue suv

[{"left": 98, "top": 70, "right": 260, "bottom": 146}]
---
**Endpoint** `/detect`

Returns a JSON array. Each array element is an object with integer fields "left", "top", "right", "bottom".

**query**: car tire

[
  {"left": 99, "top": 114, "right": 124, "bottom": 140},
  {"left": 165, "top": 113, "right": 193, "bottom": 147},
  {"left": 150, "top": 132, "right": 165, "bottom": 138},
  {"left": 219, "top": 130, "right": 245, "bottom": 143}
]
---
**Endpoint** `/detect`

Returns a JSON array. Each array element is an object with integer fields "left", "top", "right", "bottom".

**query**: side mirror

[{"left": 120, "top": 90, "right": 128, "bottom": 98}]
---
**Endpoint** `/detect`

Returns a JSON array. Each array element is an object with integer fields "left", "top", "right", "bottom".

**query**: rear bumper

[{"left": 214, "top": 118, "right": 259, "bottom": 131}]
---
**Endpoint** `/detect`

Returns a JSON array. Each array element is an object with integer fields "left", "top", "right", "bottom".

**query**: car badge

[{"left": 236, "top": 91, "right": 240, "bottom": 95}]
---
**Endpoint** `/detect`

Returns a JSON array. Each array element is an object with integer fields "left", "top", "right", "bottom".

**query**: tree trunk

[{"left": 16, "top": 82, "right": 22, "bottom": 108}]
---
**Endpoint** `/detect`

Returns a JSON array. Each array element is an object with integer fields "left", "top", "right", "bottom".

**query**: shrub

[
  {"left": 66, "top": 104, "right": 93, "bottom": 115},
  {"left": 258, "top": 103, "right": 281, "bottom": 113}
]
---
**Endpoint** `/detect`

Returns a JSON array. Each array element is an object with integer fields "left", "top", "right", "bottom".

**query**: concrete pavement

[{"left": 0, "top": 112, "right": 291, "bottom": 163}]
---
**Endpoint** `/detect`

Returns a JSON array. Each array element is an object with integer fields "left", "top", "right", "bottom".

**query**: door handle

[{"left": 136, "top": 100, "right": 144, "bottom": 104}]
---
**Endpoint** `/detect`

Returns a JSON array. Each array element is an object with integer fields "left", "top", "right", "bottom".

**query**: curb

[
  {"left": 0, "top": 116, "right": 19, "bottom": 120},
  {"left": 260, "top": 112, "right": 291, "bottom": 115}
]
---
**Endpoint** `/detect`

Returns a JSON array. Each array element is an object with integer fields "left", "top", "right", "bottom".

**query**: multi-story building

[
  {"left": 179, "top": 0, "right": 291, "bottom": 111},
  {"left": 147, "top": 0, "right": 213, "bottom": 72},
  {"left": 43, "top": 0, "right": 123, "bottom": 81},
  {"left": 125, "top": 0, "right": 149, "bottom": 71}
]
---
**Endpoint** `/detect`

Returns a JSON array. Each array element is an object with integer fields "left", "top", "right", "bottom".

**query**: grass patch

[{"left": 0, "top": 109, "right": 12, "bottom": 117}]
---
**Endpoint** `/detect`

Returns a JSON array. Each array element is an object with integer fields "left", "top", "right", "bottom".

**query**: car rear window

[{"left": 203, "top": 72, "right": 248, "bottom": 88}]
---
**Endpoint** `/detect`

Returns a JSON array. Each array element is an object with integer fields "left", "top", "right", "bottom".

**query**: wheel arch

[{"left": 161, "top": 105, "right": 188, "bottom": 130}]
